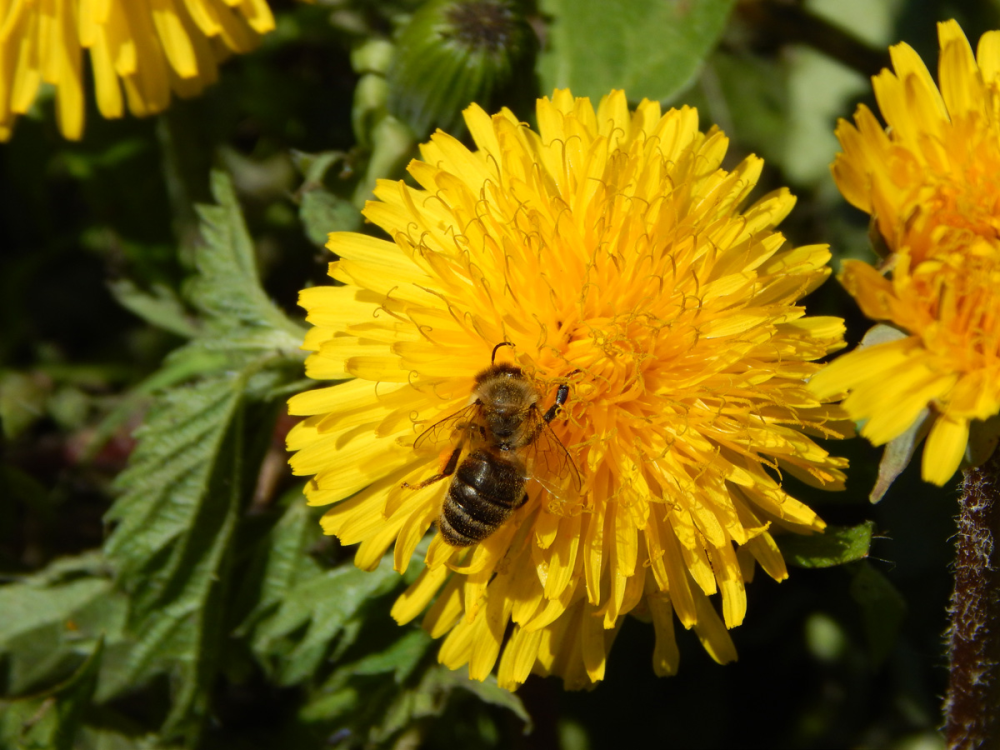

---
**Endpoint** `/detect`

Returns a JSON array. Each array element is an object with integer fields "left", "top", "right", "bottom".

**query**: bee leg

[
  {"left": 402, "top": 445, "right": 462, "bottom": 490},
  {"left": 543, "top": 369, "right": 581, "bottom": 423}
]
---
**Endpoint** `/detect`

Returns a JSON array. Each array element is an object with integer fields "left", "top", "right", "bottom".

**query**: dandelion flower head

[
  {"left": 0, "top": 0, "right": 283, "bottom": 141},
  {"left": 813, "top": 20, "right": 1000, "bottom": 485},
  {"left": 288, "top": 90, "right": 850, "bottom": 689}
]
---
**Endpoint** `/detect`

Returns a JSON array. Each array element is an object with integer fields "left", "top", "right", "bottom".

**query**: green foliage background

[{"left": 1, "top": 0, "right": 995, "bottom": 747}]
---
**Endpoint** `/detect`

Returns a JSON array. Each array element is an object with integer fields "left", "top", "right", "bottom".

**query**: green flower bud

[{"left": 387, "top": 0, "right": 537, "bottom": 137}]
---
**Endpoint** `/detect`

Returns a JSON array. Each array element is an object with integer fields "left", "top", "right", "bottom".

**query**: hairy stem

[{"left": 945, "top": 449, "right": 1000, "bottom": 749}]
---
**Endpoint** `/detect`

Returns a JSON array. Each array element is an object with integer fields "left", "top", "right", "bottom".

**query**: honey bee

[{"left": 404, "top": 343, "right": 582, "bottom": 547}]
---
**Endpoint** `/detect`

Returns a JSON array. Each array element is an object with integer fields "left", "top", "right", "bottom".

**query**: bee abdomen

[{"left": 440, "top": 450, "right": 526, "bottom": 547}]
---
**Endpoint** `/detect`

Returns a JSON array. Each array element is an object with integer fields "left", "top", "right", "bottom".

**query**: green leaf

[
  {"left": 291, "top": 150, "right": 349, "bottom": 186},
  {"left": 0, "top": 639, "right": 103, "bottom": 750},
  {"left": 97, "top": 166, "right": 312, "bottom": 743},
  {"left": 849, "top": 562, "right": 906, "bottom": 667},
  {"left": 81, "top": 349, "right": 231, "bottom": 462},
  {"left": 250, "top": 555, "right": 402, "bottom": 686},
  {"left": 108, "top": 280, "right": 198, "bottom": 339},
  {"left": 538, "top": 0, "right": 735, "bottom": 103},
  {"left": 352, "top": 115, "right": 416, "bottom": 208},
  {"left": 302, "top": 646, "right": 531, "bottom": 747},
  {"left": 0, "top": 554, "right": 124, "bottom": 697},
  {"left": 299, "top": 189, "right": 362, "bottom": 247},
  {"left": 781, "top": 0, "right": 900, "bottom": 185},
  {"left": 345, "top": 628, "right": 432, "bottom": 684},
  {"left": 75, "top": 726, "right": 157, "bottom": 750},
  {"left": 697, "top": 50, "right": 788, "bottom": 166},
  {"left": 102, "top": 376, "right": 251, "bottom": 740},
  {"left": 186, "top": 171, "right": 304, "bottom": 346},
  {"left": 104, "top": 378, "right": 243, "bottom": 580},
  {"left": 437, "top": 668, "right": 532, "bottom": 731},
  {"left": 777, "top": 522, "right": 875, "bottom": 569},
  {"left": 233, "top": 487, "right": 326, "bottom": 638}
]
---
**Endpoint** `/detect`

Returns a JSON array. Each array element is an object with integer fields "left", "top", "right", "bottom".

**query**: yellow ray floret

[
  {"left": 0, "top": 0, "right": 306, "bottom": 140},
  {"left": 815, "top": 20, "right": 1000, "bottom": 485},
  {"left": 289, "top": 89, "right": 849, "bottom": 690}
]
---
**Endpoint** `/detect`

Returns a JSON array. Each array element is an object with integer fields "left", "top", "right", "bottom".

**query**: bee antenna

[{"left": 491, "top": 341, "right": 514, "bottom": 364}]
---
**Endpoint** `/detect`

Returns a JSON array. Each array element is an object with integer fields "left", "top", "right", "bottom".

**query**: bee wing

[
  {"left": 412, "top": 403, "right": 482, "bottom": 452},
  {"left": 523, "top": 417, "right": 583, "bottom": 500}
]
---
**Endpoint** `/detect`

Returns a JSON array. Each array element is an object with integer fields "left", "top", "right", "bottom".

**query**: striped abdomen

[{"left": 439, "top": 449, "right": 527, "bottom": 547}]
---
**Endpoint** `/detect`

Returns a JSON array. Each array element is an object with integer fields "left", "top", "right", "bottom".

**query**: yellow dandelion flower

[
  {"left": 812, "top": 20, "right": 1000, "bottom": 486},
  {"left": 0, "top": 0, "right": 290, "bottom": 141},
  {"left": 288, "top": 90, "right": 849, "bottom": 690}
]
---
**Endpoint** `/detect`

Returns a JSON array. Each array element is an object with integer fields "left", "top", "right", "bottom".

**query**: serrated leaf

[
  {"left": 234, "top": 487, "right": 325, "bottom": 637},
  {"left": 251, "top": 555, "right": 401, "bottom": 686},
  {"left": 108, "top": 280, "right": 198, "bottom": 339},
  {"left": 82, "top": 349, "right": 231, "bottom": 462},
  {"left": 0, "top": 639, "right": 103, "bottom": 750},
  {"left": 849, "top": 561, "right": 906, "bottom": 667},
  {"left": 102, "top": 376, "right": 251, "bottom": 741},
  {"left": 96, "top": 169, "right": 311, "bottom": 743},
  {"left": 538, "top": 0, "right": 735, "bottom": 103},
  {"left": 104, "top": 378, "right": 243, "bottom": 578},
  {"left": 777, "top": 522, "right": 875, "bottom": 569},
  {"left": 185, "top": 171, "right": 304, "bottom": 346}
]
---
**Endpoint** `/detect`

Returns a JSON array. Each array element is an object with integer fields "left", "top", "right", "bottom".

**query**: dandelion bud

[{"left": 387, "top": 0, "right": 536, "bottom": 137}]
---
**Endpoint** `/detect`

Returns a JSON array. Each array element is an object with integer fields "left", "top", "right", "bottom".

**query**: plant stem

[{"left": 945, "top": 449, "right": 1000, "bottom": 749}]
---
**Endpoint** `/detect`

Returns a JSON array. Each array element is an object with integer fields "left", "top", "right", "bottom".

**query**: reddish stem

[{"left": 945, "top": 450, "right": 1000, "bottom": 749}]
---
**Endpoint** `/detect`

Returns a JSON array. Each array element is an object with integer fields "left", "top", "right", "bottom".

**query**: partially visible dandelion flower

[
  {"left": 288, "top": 90, "right": 849, "bottom": 689},
  {"left": 812, "top": 20, "right": 1000, "bottom": 485},
  {"left": 0, "top": 0, "right": 285, "bottom": 141}
]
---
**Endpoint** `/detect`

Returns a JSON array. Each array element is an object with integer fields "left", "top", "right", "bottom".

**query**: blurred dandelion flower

[
  {"left": 812, "top": 20, "right": 1000, "bottom": 486},
  {"left": 288, "top": 90, "right": 849, "bottom": 689},
  {"left": 0, "top": 0, "right": 283, "bottom": 141}
]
